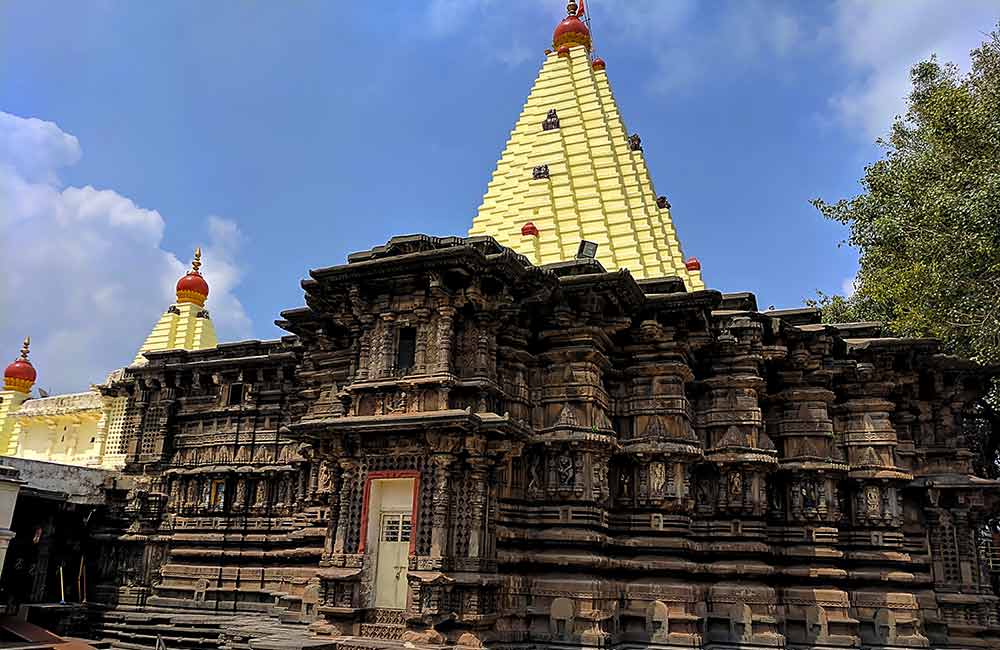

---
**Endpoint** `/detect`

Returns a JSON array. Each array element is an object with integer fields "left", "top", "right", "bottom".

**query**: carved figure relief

[
  {"left": 864, "top": 485, "right": 881, "bottom": 516},
  {"left": 650, "top": 462, "right": 666, "bottom": 496},
  {"left": 557, "top": 453, "right": 574, "bottom": 489},
  {"left": 728, "top": 471, "right": 743, "bottom": 499},
  {"left": 619, "top": 468, "right": 633, "bottom": 499},
  {"left": 528, "top": 454, "right": 543, "bottom": 493},
  {"left": 542, "top": 109, "right": 560, "bottom": 131},
  {"left": 802, "top": 480, "right": 818, "bottom": 509}
]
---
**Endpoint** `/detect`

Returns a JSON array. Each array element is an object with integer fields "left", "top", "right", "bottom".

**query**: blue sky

[{"left": 1, "top": 0, "right": 997, "bottom": 393}]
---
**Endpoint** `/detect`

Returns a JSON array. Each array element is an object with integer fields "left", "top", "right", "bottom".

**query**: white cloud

[
  {"left": 0, "top": 112, "right": 80, "bottom": 184},
  {"left": 0, "top": 111, "right": 251, "bottom": 394},
  {"left": 841, "top": 275, "right": 857, "bottom": 298},
  {"left": 827, "top": 0, "right": 997, "bottom": 138}
]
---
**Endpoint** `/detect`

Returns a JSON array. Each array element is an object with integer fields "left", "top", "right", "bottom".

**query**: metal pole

[{"left": 58, "top": 564, "right": 65, "bottom": 604}]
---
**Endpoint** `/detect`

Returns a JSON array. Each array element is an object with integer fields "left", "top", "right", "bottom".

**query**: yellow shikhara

[
  {"left": 469, "top": 44, "right": 704, "bottom": 290},
  {"left": 133, "top": 248, "right": 217, "bottom": 365},
  {"left": 133, "top": 301, "right": 218, "bottom": 366}
]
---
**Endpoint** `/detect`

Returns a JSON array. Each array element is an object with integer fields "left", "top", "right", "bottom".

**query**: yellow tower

[
  {"left": 133, "top": 248, "right": 218, "bottom": 365},
  {"left": 469, "top": 1, "right": 704, "bottom": 290}
]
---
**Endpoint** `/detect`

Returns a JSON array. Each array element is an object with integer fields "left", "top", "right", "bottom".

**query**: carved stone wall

[{"left": 96, "top": 236, "right": 1000, "bottom": 649}]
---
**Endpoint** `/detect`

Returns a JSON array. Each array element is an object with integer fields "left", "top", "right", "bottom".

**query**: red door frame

[{"left": 357, "top": 469, "right": 421, "bottom": 555}]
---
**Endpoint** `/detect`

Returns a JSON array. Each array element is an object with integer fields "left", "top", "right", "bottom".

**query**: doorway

[{"left": 365, "top": 478, "right": 415, "bottom": 610}]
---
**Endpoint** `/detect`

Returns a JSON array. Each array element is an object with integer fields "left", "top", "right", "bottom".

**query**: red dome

[
  {"left": 553, "top": 15, "right": 590, "bottom": 50},
  {"left": 685, "top": 257, "right": 702, "bottom": 272},
  {"left": 4, "top": 337, "right": 36, "bottom": 392},
  {"left": 592, "top": 57, "right": 606, "bottom": 71},
  {"left": 176, "top": 248, "right": 209, "bottom": 306},
  {"left": 4, "top": 359, "right": 36, "bottom": 384},
  {"left": 176, "top": 272, "right": 209, "bottom": 305}
]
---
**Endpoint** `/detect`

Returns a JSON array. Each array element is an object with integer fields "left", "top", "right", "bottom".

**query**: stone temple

[{"left": 2, "top": 3, "right": 999, "bottom": 649}]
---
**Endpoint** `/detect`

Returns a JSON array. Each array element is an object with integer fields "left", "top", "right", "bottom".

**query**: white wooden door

[{"left": 374, "top": 512, "right": 411, "bottom": 609}]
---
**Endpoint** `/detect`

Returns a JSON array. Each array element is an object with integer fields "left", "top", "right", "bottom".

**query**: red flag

[{"left": 577, "top": 0, "right": 585, "bottom": 17}]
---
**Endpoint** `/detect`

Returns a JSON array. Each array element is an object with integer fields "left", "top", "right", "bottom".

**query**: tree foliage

[
  {"left": 812, "top": 26, "right": 1000, "bottom": 473},
  {"left": 813, "top": 27, "right": 1000, "bottom": 364}
]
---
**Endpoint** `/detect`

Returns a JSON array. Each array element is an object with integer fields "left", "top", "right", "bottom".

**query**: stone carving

[
  {"left": 550, "top": 597, "right": 574, "bottom": 639},
  {"left": 650, "top": 462, "right": 666, "bottom": 495},
  {"left": 556, "top": 453, "right": 574, "bottom": 489},
  {"left": 619, "top": 468, "right": 633, "bottom": 499},
  {"left": 533, "top": 164, "right": 550, "bottom": 180},
  {"left": 864, "top": 485, "right": 881, "bottom": 515},
  {"left": 647, "top": 600, "right": 669, "bottom": 641},
  {"left": 542, "top": 109, "right": 560, "bottom": 131},
  {"left": 728, "top": 471, "right": 743, "bottom": 498},
  {"left": 628, "top": 133, "right": 642, "bottom": 151},
  {"left": 528, "top": 453, "right": 543, "bottom": 493}
]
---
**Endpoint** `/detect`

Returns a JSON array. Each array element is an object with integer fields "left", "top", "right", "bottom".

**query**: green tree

[{"left": 811, "top": 26, "right": 1000, "bottom": 474}]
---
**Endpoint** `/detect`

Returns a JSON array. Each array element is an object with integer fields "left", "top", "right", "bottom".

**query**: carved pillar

[
  {"left": 466, "top": 458, "right": 489, "bottom": 559},
  {"left": 435, "top": 307, "right": 456, "bottom": 374},
  {"left": 357, "top": 316, "right": 374, "bottom": 381},
  {"left": 430, "top": 453, "right": 456, "bottom": 560},
  {"left": 380, "top": 313, "right": 396, "bottom": 376},
  {"left": 414, "top": 308, "right": 431, "bottom": 373},
  {"left": 333, "top": 460, "right": 358, "bottom": 555},
  {"left": 323, "top": 463, "right": 342, "bottom": 560}
]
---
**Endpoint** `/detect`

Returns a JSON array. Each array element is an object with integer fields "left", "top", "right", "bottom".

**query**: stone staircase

[
  {"left": 89, "top": 609, "right": 337, "bottom": 650},
  {"left": 86, "top": 607, "right": 410, "bottom": 650},
  {"left": 90, "top": 611, "right": 235, "bottom": 650}
]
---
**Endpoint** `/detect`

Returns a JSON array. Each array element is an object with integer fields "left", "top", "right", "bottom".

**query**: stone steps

[{"left": 90, "top": 611, "right": 239, "bottom": 650}]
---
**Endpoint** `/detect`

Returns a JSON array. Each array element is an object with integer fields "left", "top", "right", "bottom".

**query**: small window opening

[
  {"left": 228, "top": 383, "right": 244, "bottom": 406},
  {"left": 397, "top": 327, "right": 417, "bottom": 372}
]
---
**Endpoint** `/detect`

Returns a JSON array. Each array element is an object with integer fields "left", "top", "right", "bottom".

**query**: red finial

[
  {"left": 592, "top": 57, "right": 606, "bottom": 71},
  {"left": 553, "top": 1, "right": 591, "bottom": 51},
  {"left": 685, "top": 257, "right": 702, "bottom": 272},
  {"left": 4, "top": 336, "right": 37, "bottom": 393},
  {"left": 521, "top": 222, "right": 540, "bottom": 237},
  {"left": 176, "top": 247, "right": 210, "bottom": 306}
]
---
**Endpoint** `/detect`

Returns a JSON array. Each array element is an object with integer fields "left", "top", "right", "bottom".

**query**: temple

[{"left": 1, "top": 4, "right": 999, "bottom": 650}]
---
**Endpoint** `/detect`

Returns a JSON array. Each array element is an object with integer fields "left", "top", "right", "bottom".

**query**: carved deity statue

[
  {"left": 728, "top": 471, "right": 743, "bottom": 498},
  {"left": 650, "top": 462, "right": 666, "bottom": 495},
  {"left": 557, "top": 453, "right": 574, "bottom": 488},
  {"left": 864, "top": 485, "right": 881, "bottom": 515},
  {"left": 619, "top": 468, "right": 633, "bottom": 499},
  {"left": 528, "top": 454, "right": 542, "bottom": 493}
]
